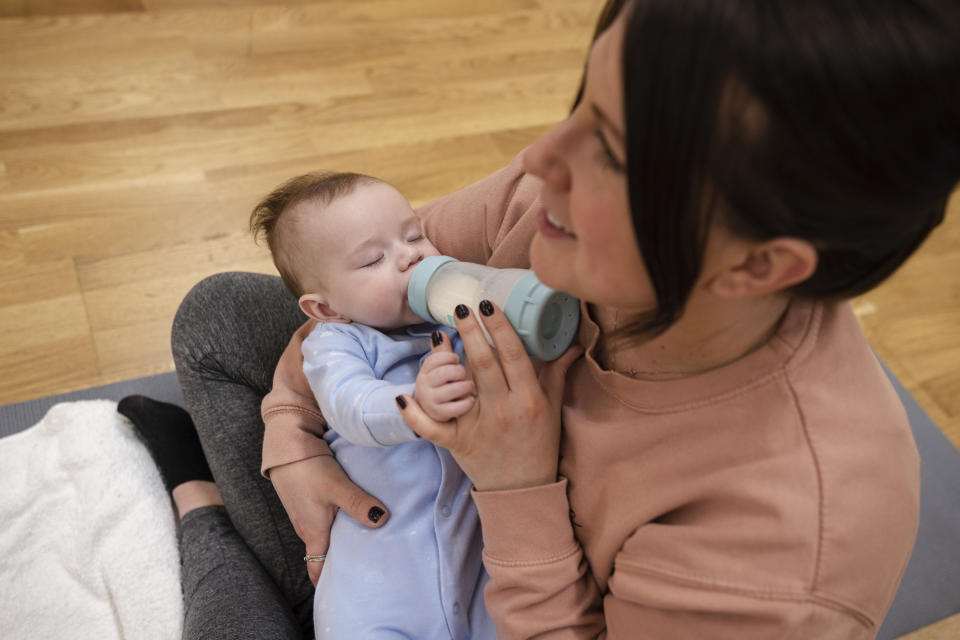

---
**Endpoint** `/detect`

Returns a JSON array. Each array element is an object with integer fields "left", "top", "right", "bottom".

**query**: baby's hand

[{"left": 414, "top": 339, "right": 475, "bottom": 423}]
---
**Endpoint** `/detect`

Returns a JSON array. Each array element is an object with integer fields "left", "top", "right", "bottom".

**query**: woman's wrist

[
  {"left": 472, "top": 470, "right": 557, "bottom": 493},
  {"left": 471, "top": 478, "right": 577, "bottom": 561}
]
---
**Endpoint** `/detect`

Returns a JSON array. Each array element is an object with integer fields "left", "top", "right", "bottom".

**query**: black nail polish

[
  {"left": 395, "top": 395, "right": 407, "bottom": 409},
  {"left": 455, "top": 304, "right": 469, "bottom": 319},
  {"left": 431, "top": 330, "right": 443, "bottom": 347},
  {"left": 368, "top": 506, "right": 384, "bottom": 523},
  {"left": 479, "top": 300, "right": 494, "bottom": 316}
]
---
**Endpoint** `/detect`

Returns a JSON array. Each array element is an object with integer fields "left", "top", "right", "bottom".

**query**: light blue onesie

[{"left": 302, "top": 322, "right": 495, "bottom": 640}]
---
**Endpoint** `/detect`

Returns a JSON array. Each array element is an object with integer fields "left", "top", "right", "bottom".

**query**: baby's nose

[{"left": 402, "top": 248, "right": 423, "bottom": 270}]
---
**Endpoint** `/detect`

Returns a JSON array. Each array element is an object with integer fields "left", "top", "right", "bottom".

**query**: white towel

[{"left": 0, "top": 400, "right": 183, "bottom": 639}]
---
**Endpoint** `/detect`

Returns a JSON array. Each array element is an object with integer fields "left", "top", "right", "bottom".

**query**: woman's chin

[{"left": 530, "top": 235, "right": 575, "bottom": 295}]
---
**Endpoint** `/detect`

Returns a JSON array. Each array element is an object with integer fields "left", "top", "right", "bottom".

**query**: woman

[{"left": 160, "top": 0, "right": 960, "bottom": 637}]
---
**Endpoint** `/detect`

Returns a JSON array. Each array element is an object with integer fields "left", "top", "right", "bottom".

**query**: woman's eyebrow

[{"left": 591, "top": 103, "right": 625, "bottom": 142}]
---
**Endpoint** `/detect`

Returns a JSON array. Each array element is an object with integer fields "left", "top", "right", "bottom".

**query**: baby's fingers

[
  {"left": 434, "top": 379, "right": 475, "bottom": 403},
  {"left": 431, "top": 396, "right": 475, "bottom": 422},
  {"left": 427, "top": 363, "right": 470, "bottom": 386},
  {"left": 422, "top": 351, "right": 461, "bottom": 373}
]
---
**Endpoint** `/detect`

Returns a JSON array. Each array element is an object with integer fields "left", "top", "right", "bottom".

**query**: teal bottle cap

[
  {"left": 503, "top": 272, "right": 580, "bottom": 361},
  {"left": 407, "top": 255, "right": 458, "bottom": 322}
]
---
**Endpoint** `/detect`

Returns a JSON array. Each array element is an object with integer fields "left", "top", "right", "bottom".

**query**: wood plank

[
  {"left": 92, "top": 317, "right": 177, "bottom": 381},
  {"left": 0, "top": 0, "right": 143, "bottom": 18},
  {"left": 0, "top": 258, "right": 80, "bottom": 307},
  {"left": 0, "top": 294, "right": 98, "bottom": 405},
  {"left": 897, "top": 613, "right": 960, "bottom": 640}
]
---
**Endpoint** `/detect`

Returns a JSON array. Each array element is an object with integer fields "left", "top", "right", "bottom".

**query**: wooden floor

[{"left": 0, "top": 2, "right": 957, "bottom": 635}]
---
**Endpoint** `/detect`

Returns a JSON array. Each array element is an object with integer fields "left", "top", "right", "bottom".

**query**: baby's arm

[
  {"left": 303, "top": 327, "right": 418, "bottom": 447},
  {"left": 414, "top": 350, "right": 475, "bottom": 422}
]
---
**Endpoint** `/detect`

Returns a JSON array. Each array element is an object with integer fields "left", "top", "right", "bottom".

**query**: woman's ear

[
  {"left": 709, "top": 238, "right": 818, "bottom": 300},
  {"left": 299, "top": 293, "right": 350, "bottom": 323}
]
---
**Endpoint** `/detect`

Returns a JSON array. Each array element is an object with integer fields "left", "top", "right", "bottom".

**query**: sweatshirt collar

[{"left": 576, "top": 297, "right": 822, "bottom": 412}]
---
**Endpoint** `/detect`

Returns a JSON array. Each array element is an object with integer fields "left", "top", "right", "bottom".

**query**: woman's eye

[
  {"left": 362, "top": 256, "right": 383, "bottom": 268},
  {"left": 593, "top": 130, "right": 624, "bottom": 172}
]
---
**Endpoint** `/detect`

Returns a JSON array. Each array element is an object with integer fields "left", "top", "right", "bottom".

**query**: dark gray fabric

[
  {"left": 180, "top": 505, "right": 302, "bottom": 640},
  {"left": 876, "top": 362, "right": 960, "bottom": 639},
  {"left": 170, "top": 272, "right": 313, "bottom": 640}
]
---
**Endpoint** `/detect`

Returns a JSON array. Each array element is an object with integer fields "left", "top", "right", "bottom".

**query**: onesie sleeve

[{"left": 301, "top": 326, "right": 418, "bottom": 448}]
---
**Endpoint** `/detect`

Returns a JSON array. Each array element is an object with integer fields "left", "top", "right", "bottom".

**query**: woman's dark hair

[{"left": 592, "top": 0, "right": 960, "bottom": 340}]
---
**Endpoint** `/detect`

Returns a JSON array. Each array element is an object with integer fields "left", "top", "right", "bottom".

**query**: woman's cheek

[{"left": 529, "top": 234, "right": 572, "bottom": 294}]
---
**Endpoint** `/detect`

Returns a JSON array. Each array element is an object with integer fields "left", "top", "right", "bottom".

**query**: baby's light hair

[{"left": 250, "top": 171, "right": 380, "bottom": 297}]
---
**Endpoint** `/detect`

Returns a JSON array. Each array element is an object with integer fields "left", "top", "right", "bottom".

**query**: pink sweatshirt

[{"left": 261, "top": 152, "right": 919, "bottom": 639}]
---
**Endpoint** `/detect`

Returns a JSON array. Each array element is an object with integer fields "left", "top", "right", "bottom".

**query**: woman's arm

[
  {"left": 396, "top": 301, "right": 603, "bottom": 636},
  {"left": 417, "top": 149, "right": 542, "bottom": 269},
  {"left": 476, "top": 482, "right": 874, "bottom": 639},
  {"left": 473, "top": 480, "right": 606, "bottom": 638},
  {"left": 261, "top": 319, "right": 330, "bottom": 475}
]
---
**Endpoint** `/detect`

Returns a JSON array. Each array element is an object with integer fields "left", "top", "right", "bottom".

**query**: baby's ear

[{"left": 299, "top": 294, "right": 350, "bottom": 323}]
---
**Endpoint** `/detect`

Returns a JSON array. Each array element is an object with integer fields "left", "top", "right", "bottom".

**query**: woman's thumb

[
  {"left": 396, "top": 394, "right": 450, "bottom": 447},
  {"left": 329, "top": 476, "right": 389, "bottom": 529},
  {"left": 540, "top": 345, "right": 584, "bottom": 406}
]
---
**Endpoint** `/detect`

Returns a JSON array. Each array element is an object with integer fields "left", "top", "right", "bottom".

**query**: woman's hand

[
  {"left": 269, "top": 454, "right": 388, "bottom": 586},
  {"left": 398, "top": 301, "right": 583, "bottom": 492}
]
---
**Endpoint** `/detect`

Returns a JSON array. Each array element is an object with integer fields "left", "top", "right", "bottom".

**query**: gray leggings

[{"left": 171, "top": 272, "right": 313, "bottom": 639}]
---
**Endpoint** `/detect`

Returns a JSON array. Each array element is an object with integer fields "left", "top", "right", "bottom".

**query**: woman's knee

[
  {"left": 171, "top": 271, "right": 302, "bottom": 367},
  {"left": 173, "top": 272, "right": 251, "bottom": 359}
]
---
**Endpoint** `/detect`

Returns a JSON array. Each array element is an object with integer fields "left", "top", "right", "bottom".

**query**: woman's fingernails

[
  {"left": 368, "top": 507, "right": 385, "bottom": 523},
  {"left": 455, "top": 304, "right": 469, "bottom": 319},
  {"left": 431, "top": 330, "right": 443, "bottom": 347},
  {"left": 395, "top": 395, "right": 407, "bottom": 409},
  {"left": 479, "top": 300, "right": 494, "bottom": 316}
]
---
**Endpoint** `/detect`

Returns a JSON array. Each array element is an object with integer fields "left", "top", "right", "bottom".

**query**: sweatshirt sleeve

[
  {"left": 417, "top": 148, "right": 542, "bottom": 268},
  {"left": 260, "top": 319, "right": 331, "bottom": 478},
  {"left": 473, "top": 481, "right": 876, "bottom": 639},
  {"left": 471, "top": 479, "right": 606, "bottom": 639},
  {"left": 302, "top": 326, "right": 418, "bottom": 448}
]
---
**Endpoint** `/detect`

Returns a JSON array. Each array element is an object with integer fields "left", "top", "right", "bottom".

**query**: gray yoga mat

[
  {"left": 1, "top": 364, "right": 958, "bottom": 637},
  {"left": 0, "top": 372, "right": 184, "bottom": 439}
]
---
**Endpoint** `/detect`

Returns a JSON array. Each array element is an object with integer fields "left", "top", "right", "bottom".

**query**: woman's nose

[{"left": 523, "top": 122, "right": 571, "bottom": 191}]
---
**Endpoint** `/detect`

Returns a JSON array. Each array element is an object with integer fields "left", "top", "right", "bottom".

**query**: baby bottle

[{"left": 407, "top": 256, "right": 580, "bottom": 361}]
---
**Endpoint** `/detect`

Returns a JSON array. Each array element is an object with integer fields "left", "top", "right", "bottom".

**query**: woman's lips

[{"left": 537, "top": 207, "right": 577, "bottom": 239}]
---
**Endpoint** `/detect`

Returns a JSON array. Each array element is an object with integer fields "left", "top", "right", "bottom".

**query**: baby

[{"left": 250, "top": 172, "right": 494, "bottom": 640}]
